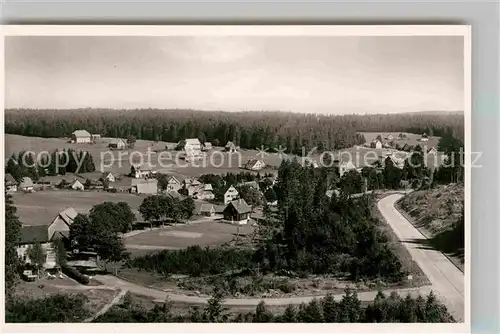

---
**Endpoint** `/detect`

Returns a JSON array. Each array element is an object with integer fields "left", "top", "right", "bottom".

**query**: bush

[{"left": 61, "top": 264, "right": 89, "bottom": 285}]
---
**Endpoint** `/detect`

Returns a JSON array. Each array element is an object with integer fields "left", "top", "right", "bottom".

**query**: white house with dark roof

[
  {"left": 199, "top": 204, "right": 216, "bottom": 217},
  {"left": 166, "top": 176, "right": 182, "bottom": 192},
  {"left": 71, "top": 130, "right": 92, "bottom": 143},
  {"left": 71, "top": 179, "right": 85, "bottom": 191},
  {"left": 244, "top": 159, "right": 266, "bottom": 171},
  {"left": 224, "top": 185, "right": 239, "bottom": 204}
]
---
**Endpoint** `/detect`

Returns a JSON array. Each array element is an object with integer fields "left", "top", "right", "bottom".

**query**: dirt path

[
  {"left": 84, "top": 289, "right": 128, "bottom": 322},
  {"left": 378, "top": 194, "right": 465, "bottom": 322}
]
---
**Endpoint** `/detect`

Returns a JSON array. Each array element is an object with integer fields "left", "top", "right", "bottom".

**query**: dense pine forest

[{"left": 5, "top": 109, "right": 464, "bottom": 153}]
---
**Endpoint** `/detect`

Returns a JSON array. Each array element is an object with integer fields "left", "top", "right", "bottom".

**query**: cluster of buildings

[{"left": 369, "top": 133, "right": 431, "bottom": 150}]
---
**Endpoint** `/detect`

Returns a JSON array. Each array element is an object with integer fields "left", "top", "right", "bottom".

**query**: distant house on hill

[
  {"left": 202, "top": 142, "right": 213, "bottom": 151},
  {"left": 177, "top": 138, "right": 202, "bottom": 152},
  {"left": 71, "top": 179, "right": 85, "bottom": 191},
  {"left": 130, "top": 165, "right": 156, "bottom": 179},
  {"left": 385, "top": 134, "right": 395, "bottom": 141},
  {"left": 223, "top": 199, "right": 252, "bottom": 225},
  {"left": 5, "top": 173, "right": 17, "bottom": 192},
  {"left": 420, "top": 132, "right": 429, "bottom": 142},
  {"left": 108, "top": 138, "right": 127, "bottom": 150},
  {"left": 244, "top": 159, "right": 266, "bottom": 171},
  {"left": 19, "top": 177, "right": 34, "bottom": 192},
  {"left": 71, "top": 130, "right": 92, "bottom": 144},
  {"left": 225, "top": 141, "right": 237, "bottom": 152},
  {"left": 101, "top": 172, "right": 116, "bottom": 183},
  {"left": 224, "top": 185, "right": 239, "bottom": 204},
  {"left": 370, "top": 140, "right": 382, "bottom": 149}
]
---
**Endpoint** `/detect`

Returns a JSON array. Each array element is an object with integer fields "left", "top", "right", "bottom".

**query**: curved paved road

[
  {"left": 378, "top": 194, "right": 465, "bottom": 322},
  {"left": 90, "top": 193, "right": 463, "bottom": 320}
]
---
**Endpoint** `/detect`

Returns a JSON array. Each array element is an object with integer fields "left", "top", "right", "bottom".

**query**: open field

[
  {"left": 11, "top": 190, "right": 207, "bottom": 226},
  {"left": 125, "top": 220, "right": 254, "bottom": 251}
]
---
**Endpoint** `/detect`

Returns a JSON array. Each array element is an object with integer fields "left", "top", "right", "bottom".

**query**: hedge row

[{"left": 61, "top": 264, "right": 89, "bottom": 285}]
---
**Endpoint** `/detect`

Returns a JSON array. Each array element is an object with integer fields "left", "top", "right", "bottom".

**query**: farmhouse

[
  {"left": 178, "top": 138, "right": 202, "bottom": 152},
  {"left": 223, "top": 199, "right": 252, "bottom": 225},
  {"left": 17, "top": 208, "right": 78, "bottom": 270},
  {"left": 224, "top": 185, "right": 239, "bottom": 204},
  {"left": 19, "top": 177, "right": 34, "bottom": 192},
  {"left": 5, "top": 173, "right": 17, "bottom": 192},
  {"left": 108, "top": 138, "right": 127, "bottom": 150},
  {"left": 130, "top": 179, "right": 158, "bottom": 195},
  {"left": 370, "top": 140, "right": 383, "bottom": 149},
  {"left": 244, "top": 159, "right": 266, "bottom": 171},
  {"left": 199, "top": 204, "right": 216, "bottom": 217},
  {"left": 101, "top": 172, "right": 116, "bottom": 183},
  {"left": 130, "top": 165, "right": 157, "bottom": 179},
  {"left": 166, "top": 176, "right": 182, "bottom": 192},
  {"left": 225, "top": 141, "right": 237, "bottom": 152},
  {"left": 70, "top": 179, "right": 85, "bottom": 191},
  {"left": 71, "top": 130, "right": 92, "bottom": 144},
  {"left": 202, "top": 142, "right": 213, "bottom": 151}
]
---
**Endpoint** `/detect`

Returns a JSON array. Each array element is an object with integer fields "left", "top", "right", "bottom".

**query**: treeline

[
  {"left": 93, "top": 289, "right": 453, "bottom": 323},
  {"left": 5, "top": 109, "right": 463, "bottom": 154},
  {"left": 5, "top": 149, "right": 96, "bottom": 182}
]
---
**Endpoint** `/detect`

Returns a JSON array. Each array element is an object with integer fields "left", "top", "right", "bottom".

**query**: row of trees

[
  {"left": 5, "top": 149, "right": 96, "bottom": 182},
  {"left": 139, "top": 195, "right": 195, "bottom": 223},
  {"left": 5, "top": 109, "right": 463, "bottom": 154},
  {"left": 93, "top": 289, "right": 453, "bottom": 323}
]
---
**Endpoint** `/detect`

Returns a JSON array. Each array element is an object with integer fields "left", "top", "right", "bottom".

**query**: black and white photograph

[{"left": 2, "top": 25, "right": 469, "bottom": 328}]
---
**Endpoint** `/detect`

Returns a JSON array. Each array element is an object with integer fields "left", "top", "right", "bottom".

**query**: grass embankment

[{"left": 397, "top": 183, "right": 464, "bottom": 271}]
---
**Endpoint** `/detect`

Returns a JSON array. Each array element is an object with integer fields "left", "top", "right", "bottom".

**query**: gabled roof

[
  {"left": 166, "top": 190, "right": 186, "bottom": 200},
  {"left": 226, "top": 199, "right": 252, "bottom": 214},
  {"left": 204, "top": 183, "right": 213, "bottom": 191},
  {"left": 168, "top": 176, "right": 181, "bottom": 184},
  {"left": 225, "top": 185, "right": 238, "bottom": 194},
  {"left": 57, "top": 207, "right": 78, "bottom": 226},
  {"left": 72, "top": 130, "right": 91, "bottom": 138},
  {"left": 200, "top": 204, "right": 215, "bottom": 213},
  {"left": 71, "top": 179, "right": 84, "bottom": 186},
  {"left": 225, "top": 141, "right": 236, "bottom": 148},
  {"left": 20, "top": 225, "right": 49, "bottom": 244},
  {"left": 5, "top": 173, "right": 16, "bottom": 185}
]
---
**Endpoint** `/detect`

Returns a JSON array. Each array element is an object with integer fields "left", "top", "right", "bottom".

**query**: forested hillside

[{"left": 5, "top": 109, "right": 464, "bottom": 154}]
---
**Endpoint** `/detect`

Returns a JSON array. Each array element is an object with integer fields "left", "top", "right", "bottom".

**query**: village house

[
  {"left": 5, "top": 173, "right": 17, "bottom": 192},
  {"left": 130, "top": 179, "right": 158, "bottom": 195},
  {"left": 420, "top": 132, "right": 429, "bottom": 142},
  {"left": 202, "top": 142, "right": 213, "bottom": 151},
  {"left": 177, "top": 138, "right": 202, "bottom": 152},
  {"left": 130, "top": 165, "right": 157, "bottom": 179},
  {"left": 71, "top": 130, "right": 92, "bottom": 144},
  {"left": 166, "top": 176, "right": 183, "bottom": 192},
  {"left": 385, "top": 134, "right": 395, "bottom": 141},
  {"left": 370, "top": 139, "right": 383, "bottom": 149},
  {"left": 192, "top": 184, "right": 215, "bottom": 200},
  {"left": 199, "top": 204, "right": 216, "bottom": 218},
  {"left": 70, "top": 179, "right": 85, "bottom": 191},
  {"left": 19, "top": 177, "right": 34, "bottom": 192},
  {"left": 224, "top": 185, "right": 239, "bottom": 204},
  {"left": 108, "top": 138, "right": 127, "bottom": 150},
  {"left": 386, "top": 153, "right": 405, "bottom": 170},
  {"left": 101, "top": 172, "right": 116, "bottom": 183},
  {"left": 17, "top": 208, "right": 78, "bottom": 271},
  {"left": 225, "top": 141, "right": 237, "bottom": 152},
  {"left": 244, "top": 159, "right": 266, "bottom": 171},
  {"left": 223, "top": 199, "right": 252, "bottom": 225}
]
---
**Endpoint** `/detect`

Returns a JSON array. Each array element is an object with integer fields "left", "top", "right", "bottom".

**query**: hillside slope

[{"left": 397, "top": 184, "right": 464, "bottom": 270}]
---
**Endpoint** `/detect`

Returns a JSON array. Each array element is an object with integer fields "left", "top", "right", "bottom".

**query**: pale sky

[{"left": 5, "top": 36, "right": 464, "bottom": 114}]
